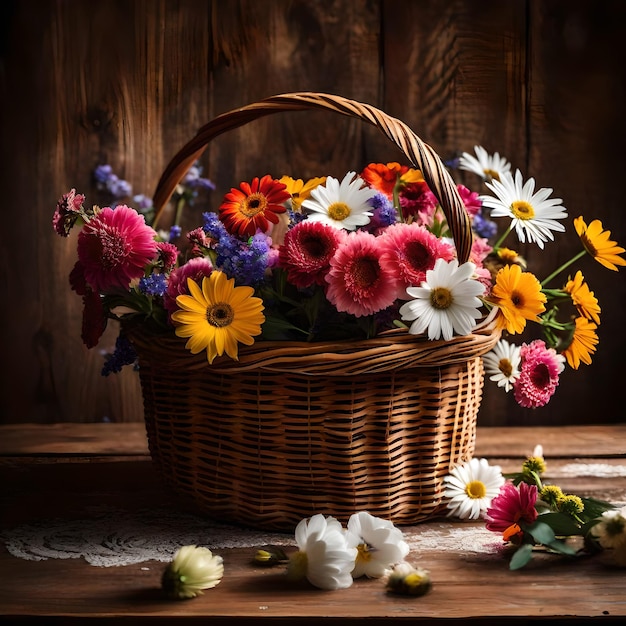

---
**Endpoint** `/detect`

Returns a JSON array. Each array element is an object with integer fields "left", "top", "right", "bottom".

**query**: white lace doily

[{"left": 1, "top": 506, "right": 503, "bottom": 567}]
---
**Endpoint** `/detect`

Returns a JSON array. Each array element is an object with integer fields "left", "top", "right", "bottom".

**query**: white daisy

[
  {"left": 301, "top": 171, "right": 376, "bottom": 231},
  {"left": 161, "top": 545, "right": 224, "bottom": 599},
  {"left": 482, "top": 339, "right": 522, "bottom": 392},
  {"left": 591, "top": 506, "right": 626, "bottom": 550},
  {"left": 345, "top": 512, "right": 410, "bottom": 579},
  {"left": 443, "top": 458, "right": 505, "bottom": 520},
  {"left": 481, "top": 169, "right": 567, "bottom": 249},
  {"left": 287, "top": 514, "right": 357, "bottom": 590},
  {"left": 458, "top": 145, "right": 511, "bottom": 181},
  {"left": 399, "top": 258, "right": 485, "bottom": 341}
]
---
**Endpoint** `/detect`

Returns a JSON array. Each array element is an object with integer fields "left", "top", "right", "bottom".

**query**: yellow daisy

[
  {"left": 279, "top": 175, "right": 327, "bottom": 212},
  {"left": 564, "top": 270, "right": 601, "bottom": 324},
  {"left": 562, "top": 316, "right": 599, "bottom": 370},
  {"left": 171, "top": 272, "right": 265, "bottom": 364},
  {"left": 490, "top": 264, "right": 547, "bottom": 334},
  {"left": 574, "top": 216, "right": 626, "bottom": 271}
]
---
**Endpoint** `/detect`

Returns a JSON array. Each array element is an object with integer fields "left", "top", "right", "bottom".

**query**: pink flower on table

[
  {"left": 325, "top": 230, "right": 400, "bottom": 317},
  {"left": 378, "top": 222, "right": 454, "bottom": 298},
  {"left": 77, "top": 205, "right": 158, "bottom": 293},
  {"left": 513, "top": 339, "right": 565, "bottom": 408},
  {"left": 278, "top": 220, "right": 346, "bottom": 288},
  {"left": 486, "top": 481, "right": 538, "bottom": 542}
]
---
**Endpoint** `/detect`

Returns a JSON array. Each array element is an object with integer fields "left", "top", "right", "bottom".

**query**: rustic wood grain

[{"left": 0, "top": 0, "right": 625, "bottom": 425}]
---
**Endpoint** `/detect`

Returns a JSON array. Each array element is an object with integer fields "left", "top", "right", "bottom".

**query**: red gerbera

[
  {"left": 219, "top": 175, "right": 290, "bottom": 238},
  {"left": 379, "top": 222, "right": 455, "bottom": 297},
  {"left": 325, "top": 230, "right": 400, "bottom": 317},
  {"left": 278, "top": 221, "right": 346, "bottom": 289},
  {"left": 77, "top": 205, "right": 158, "bottom": 293},
  {"left": 485, "top": 481, "right": 538, "bottom": 542}
]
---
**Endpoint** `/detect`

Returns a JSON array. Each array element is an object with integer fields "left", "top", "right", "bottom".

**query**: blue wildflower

[
  {"left": 139, "top": 273, "right": 168, "bottom": 296},
  {"left": 101, "top": 334, "right": 138, "bottom": 376},
  {"left": 169, "top": 225, "right": 182, "bottom": 240},
  {"left": 473, "top": 213, "right": 498, "bottom": 239}
]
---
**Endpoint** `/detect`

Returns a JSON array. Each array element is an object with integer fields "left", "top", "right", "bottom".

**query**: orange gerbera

[
  {"left": 564, "top": 270, "right": 601, "bottom": 324},
  {"left": 360, "top": 162, "right": 424, "bottom": 198},
  {"left": 219, "top": 175, "right": 290, "bottom": 238},
  {"left": 574, "top": 216, "right": 626, "bottom": 271},
  {"left": 562, "top": 316, "right": 599, "bottom": 370},
  {"left": 490, "top": 264, "right": 547, "bottom": 334}
]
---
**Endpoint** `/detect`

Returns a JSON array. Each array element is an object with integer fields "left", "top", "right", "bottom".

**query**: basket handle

[{"left": 152, "top": 92, "right": 473, "bottom": 262}]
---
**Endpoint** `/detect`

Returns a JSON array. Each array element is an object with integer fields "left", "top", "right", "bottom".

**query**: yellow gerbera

[
  {"left": 574, "top": 216, "right": 626, "bottom": 271},
  {"left": 171, "top": 272, "right": 265, "bottom": 364},
  {"left": 562, "top": 316, "right": 599, "bottom": 370},
  {"left": 279, "top": 175, "right": 327, "bottom": 212},
  {"left": 490, "top": 264, "right": 547, "bottom": 334},
  {"left": 564, "top": 270, "right": 601, "bottom": 324}
]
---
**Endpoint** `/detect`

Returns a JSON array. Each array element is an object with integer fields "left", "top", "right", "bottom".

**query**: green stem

[
  {"left": 492, "top": 224, "right": 513, "bottom": 251},
  {"left": 540, "top": 249, "right": 587, "bottom": 287}
]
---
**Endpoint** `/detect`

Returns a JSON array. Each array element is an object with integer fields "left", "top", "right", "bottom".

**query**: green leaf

[
  {"left": 536, "top": 512, "right": 583, "bottom": 536},
  {"left": 510, "top": 543, "right": 533, "bottom": 570},
  {"left": 546, "top": 539, "right": 578, "bottom": 556},
  {"left": 525, "top": 520, "right": 556, "bottom": 545}
]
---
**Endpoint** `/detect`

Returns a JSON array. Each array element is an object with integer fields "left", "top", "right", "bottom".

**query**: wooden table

[{"left": 1, "top": 423, "right": 625, "bottom": 624}]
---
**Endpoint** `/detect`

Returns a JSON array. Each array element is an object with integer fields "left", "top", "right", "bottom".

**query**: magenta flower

[
  {"left": 163, "top": 256, "right": 214, "bottom": 318},
  {"left": 156, "top": 241, "right": 180, "bottom": 272},
  {"left": 513, "top": 339, "right": 566, "bottom": 408},
  {"left": 379, "top": 222, "right": 454, "bottom": 297},
  {"left": 486, "top": 481, "right": 538, "bottom": 540},
  {"left": 53, "top": 188, "right": 85, "bottom": 236},
  {"left": 398, "top": 180, "right": 438, "bottom": 224},
  {"left": 278, "top": 220, "right": 346, "bottom": 289},
  {"left": 325, "top": 230, "right": 400, "bottom": 317},
  {"left": 457, "top": 184, "right": 482, "bottom": 217},
  {"left": 77, "top": 205, "right": 158, "bottom": 293}
]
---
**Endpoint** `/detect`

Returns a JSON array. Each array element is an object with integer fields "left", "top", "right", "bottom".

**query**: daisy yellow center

[
  {"left": 511, "top": 200, "right": 535, "bottom": 221},
  {"left": 498, "top": 358, "right": 513, "bottom": 377},
  {"left": 356, "top": 543, "right": 372, "bottom": 562},
  {"left": 465, "top": 480, "right": 487, "bottom": 499},
  {"left": 240, "top": 192, "right": 268, "bottom": 217},
  {"left": 206, "top": 302, "right": 234, "bottom": 327},
  {"left": 328, "top": 201, "right": 351, "bottom": 221},
  {"left": 484, "top": 168, "right": 500, "bottom": 181},
  {"left": 430, "top": 287, "right": 453, "bottom": 309}
]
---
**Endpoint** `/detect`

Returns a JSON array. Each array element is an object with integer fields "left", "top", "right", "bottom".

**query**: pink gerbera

[
  {"left": 513, "top": 339, "right": 565, "bottom": 408},
  {"left": 325, "top": 231, "right": 400, "bottom": 317},
  {"left": 278, "top": 220, "right": 346, "bottom": 289},
  {"left": 486, "top": 481, "right": 538, "bottom": 542},
  {"left": 378, "top": 222, "right": 455, "bottom": 297},
  {"left": 77, "top": 205, "right": 158, "bottom": 293},
  {"left": 163, "top": 256, "right": 214, "bottom": 318},
  {"left": 457, "top": 184, "right": 482, "bottom": 217}
]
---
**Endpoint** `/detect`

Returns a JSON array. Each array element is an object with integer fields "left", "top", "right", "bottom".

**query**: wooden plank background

[{"left": 0, "top": 0, "right": 624, "bottom": 426}]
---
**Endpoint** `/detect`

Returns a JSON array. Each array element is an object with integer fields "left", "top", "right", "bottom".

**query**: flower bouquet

[{"left": 53, "top": 93, "right": 623, "bottom": 530}]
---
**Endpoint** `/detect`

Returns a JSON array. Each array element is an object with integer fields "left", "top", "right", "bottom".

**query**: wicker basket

[{"left": 127, "top": 92, "right": 501, "bottom": 531}]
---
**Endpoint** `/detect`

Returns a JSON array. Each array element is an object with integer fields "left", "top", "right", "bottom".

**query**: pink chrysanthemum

[
  {"left": 278, "top": 220, "right": 346, "bottom": 288},
  {"left": 399, "top": 181, "right": 438, "bottom": 224},
  {"left": 485, "top": 481, "right": 538, "bottom": 541},
  {"left": 457, "top": 184, "right": 482, "bottom": 217},
  {"left": 513, "top": 339, "right": 566, "bottom": 408},
  {"left": 53, "top": 188, "right": 85, "bottom": 236},
  {"left": 77, "top": 205, "right": 158, "bottom": 293},
  {"left": 156, "top": 241, "right": 180, "bottom": 272},
  {"left": 379, "top": 222, "right": 455, "bottom": 297},
  {"left": 163, "top": 256, "right": 214, "bottom": 318},
  {"left": 325, "top": 230, "right": 400, "bottom": 317}
]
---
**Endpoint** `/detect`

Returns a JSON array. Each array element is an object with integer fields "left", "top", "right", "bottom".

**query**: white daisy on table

[
  {"left": 482, "top": 339, "right": 522, "bottom": 392},
  {"left": 443, "top": 458, "right": 505, "bottom": 520},
  {"left": 287, "top": 514, "right": 357, "bottom": 590},
  {"left": 345, "top": 511, "right": 410, "bottom": 579},
  {"left": 301, "top": 171, "right": 376, "bottom": 231},
  {"left": 481, "top": 169, "right": 568, "bottom": 249},
  {"left": 399, "top": 258, "right": 485, "bottom": 341},
  {"left": 458, "top": 145, "right": 512, "bottom": 181}
]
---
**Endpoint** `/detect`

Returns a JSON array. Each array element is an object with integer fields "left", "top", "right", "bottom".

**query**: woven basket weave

[{"left": 127, "top": 92, "right": 501, "bottom": 531}]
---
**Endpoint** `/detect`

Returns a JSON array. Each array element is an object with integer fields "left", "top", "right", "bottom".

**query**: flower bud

[{"left": 385, "top": 562, "right": 432, "bottom": 596}]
